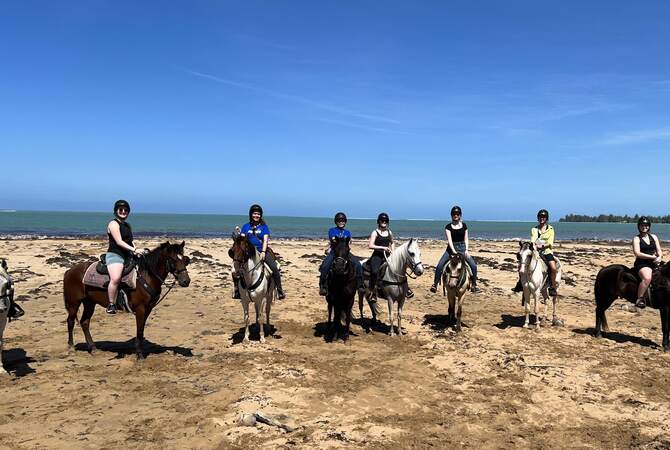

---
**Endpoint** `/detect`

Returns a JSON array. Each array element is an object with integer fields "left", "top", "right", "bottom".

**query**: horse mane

[{"left": 140, "top": 242, "right": 179, "bottom": 271}]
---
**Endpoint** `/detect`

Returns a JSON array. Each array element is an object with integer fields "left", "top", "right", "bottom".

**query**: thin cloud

[
  {"left": 597, "top": 127, "right": 670, "bottom": 146},
  {"left": 185, "top": 69, "right": 400, "bottom": 125},
  {"left": 314, "top": 117, "right": 411, "bottom": 135}
]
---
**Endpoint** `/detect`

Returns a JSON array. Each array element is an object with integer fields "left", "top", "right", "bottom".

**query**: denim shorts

[{"left": 105, "top": 252, "right": 125, "bottom": 266}]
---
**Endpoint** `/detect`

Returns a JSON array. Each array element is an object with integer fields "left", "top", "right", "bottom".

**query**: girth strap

[{"left": 240, "top": 268, "right": 265, "bottom": 292}]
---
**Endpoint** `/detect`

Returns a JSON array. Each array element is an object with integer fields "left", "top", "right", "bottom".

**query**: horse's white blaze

[
  {"left": 239, "top": 251, "right": 274, "bottom": 344},
  {"left": 518, "top": 244, "right": 562, "bottom": 329}
]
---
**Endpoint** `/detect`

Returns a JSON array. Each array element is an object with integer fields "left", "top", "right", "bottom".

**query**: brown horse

[{"left": 63, "top": 241, "right": 191, "bottom": 359}]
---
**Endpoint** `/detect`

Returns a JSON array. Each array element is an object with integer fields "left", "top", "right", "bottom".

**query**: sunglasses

[{"left": 117, "top": 208, "right": 129, "bottom": 213}]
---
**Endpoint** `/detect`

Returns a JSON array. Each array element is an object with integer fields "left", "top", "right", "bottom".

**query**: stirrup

[
  {"left": 635, "top": 298, "right": 646, "bottom": 309},
  {"left": 430, "top": 285, "right": 437, "bottom": 293}
]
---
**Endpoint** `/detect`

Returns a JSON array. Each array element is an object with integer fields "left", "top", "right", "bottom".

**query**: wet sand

[{"left": 1, "top": 238, "right": 669, "bottom": 449}]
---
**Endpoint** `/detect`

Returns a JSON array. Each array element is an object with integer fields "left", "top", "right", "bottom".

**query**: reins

[{"left": 136, "top": 251, "right": 183, "bottom": 308}]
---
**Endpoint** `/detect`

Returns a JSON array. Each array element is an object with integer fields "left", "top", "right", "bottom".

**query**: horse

[
  {"left": 229, "top": 234, "right": 275, "bottom": 343},
  {"left": 517, "top": 241, "right": 562, "bottom": 330},
  {"left": 358, "top": 238, "right": 424, "bottom": 336},
  {"left": 63, "top": 241, "right": 191, "bottom": 359},
  {"left": 325, "top": 236, "right": 357, "bottom": 341},
  {"left": 594, "top": 262, "right": 670, "bottom": 351},
  {"left": 0, "top": 259, "right": 13, "bottom": 375},
  {"left": 442, "top": 252, "right": 470, "bottom": 332}
]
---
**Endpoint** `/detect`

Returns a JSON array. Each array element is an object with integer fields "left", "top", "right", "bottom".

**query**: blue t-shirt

[
  {"left": 241, "top": 222, "right": 270, "bottom": 252},
  {"left": 328, "top": 227, "right": 351, "bottom": 247}
]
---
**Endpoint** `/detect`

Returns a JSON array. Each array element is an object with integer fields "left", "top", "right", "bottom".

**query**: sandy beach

[{"left": 1, "top": 237, "right": 669, "bottom": 449}]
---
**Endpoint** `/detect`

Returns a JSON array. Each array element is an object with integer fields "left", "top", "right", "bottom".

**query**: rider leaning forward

[
  {"left": 512, "top": 209, "right": 558, "bottom": 296},
  {"left": 319, "top": 212, "right": 364, "bottom": 296},
  {"left": 368, "top": 213, "right": 414, "bottom": 299},
  {"left": 633, "top": 216, "right": 662, "bottom": 309},
  {"left": 431, "top": 205, "right": 481, "bottom": 294},
  {"left": 232, "top": 204, "right": 286, "bottom": 300},
  {"left": 106, "top": 199, "right": 143, "bottom": 314}
]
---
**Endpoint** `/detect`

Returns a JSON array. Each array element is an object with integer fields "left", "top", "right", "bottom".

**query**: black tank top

[
  {"left": 373, "top": 230, "right": 392, "bottom": 256},
  {"left": 107, "top": 218, "right": 134, "bottom": 258},
  {"left": 639, "top": 235, "right": 657, "bottom": 256},
  {"left": 446, "top": 222, "right": 467, "bottom": 243}
]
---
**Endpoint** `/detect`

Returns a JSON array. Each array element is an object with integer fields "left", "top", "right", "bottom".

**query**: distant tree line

[{"left": 559, "top": 213, "right": 670, "bottom": 224}]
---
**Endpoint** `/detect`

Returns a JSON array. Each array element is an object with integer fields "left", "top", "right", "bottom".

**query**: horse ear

[
  {"left": 529, "top": 242, "right": 534, "bottom": 250},
  {"left": 161, "top": 241, "right": 170, "bottom": 248},
  {"left": 519, "top": 241, "right": 523, "bottom": 248},
  {"left": 409, "top": 237, "right": 413, "bottom": 245},
  {"left": 345, "top": 236, "right": 351, "bottom": 244}
]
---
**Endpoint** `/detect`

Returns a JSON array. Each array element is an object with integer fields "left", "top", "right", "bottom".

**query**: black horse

[
  {"left": 325, "top": 236, "right": 357, "bottom": 341},
  {"left": 594, "top": 263, "right": 670, "bottom": 351}
]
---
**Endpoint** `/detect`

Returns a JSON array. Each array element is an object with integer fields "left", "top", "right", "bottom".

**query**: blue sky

[{"left": 1, "top": 1, "right": 669, "bottom": 220}]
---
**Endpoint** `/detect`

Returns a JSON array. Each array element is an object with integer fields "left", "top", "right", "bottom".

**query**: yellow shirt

[{"left": 531, "top": 225, "right": 555, "bottom": 255}]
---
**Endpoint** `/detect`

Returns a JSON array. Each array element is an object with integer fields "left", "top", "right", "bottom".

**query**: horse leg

[
  {"left": 447, "top": 291, "right": 455, "bottom": 327},
  {"left": 534, "top": 291, "right": 541, "bottom": 330},
  {"left": 387, "top": 297, "right": 395, "bottom": 336},
  {"left": 134, "top": 306, "right": 148, "bottom": 360},
  {"left": 397, "top": 298, "right": 404, "bottom": 337},
  {"left": 79, "top": 300, "right": 97, "bottom": 353},
  {"left": 344, "top": 303, "right": 352, "bottom": 341},
  {"left": 265, "top": 292, "right": 272, "bottom": 339},
  {"left": 0, "top": 315, "right": 6, "bottom": 375},
  {"left": 257, "top": 297, "right": 266, "bottom": 344},
  {"left": 455, "top": 294, "right": 463, "bottom": 333},
  {"left": 66, "top": 299, "right": 80, "bottom": 350},
  {"left": 660, "top": 306, "right": 670, "bottom": 352},
  {"left": 523, "top": 288, "right": 530, "bottom": 329},
  {"left": 242, "top": 298, "right": 250, "bottom": 343},
  {"left": 551, "top": 294, "right": 563, "bottom": 326}
]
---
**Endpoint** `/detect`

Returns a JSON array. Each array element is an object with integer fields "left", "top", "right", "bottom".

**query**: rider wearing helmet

[
  {"left": 632, "top": 216, "right": 662, "bottom": 308},
  {"left": 318, "top": 212, "right": 364, "bottom": 296},
  {"left": 233, "top": 204, "right": 285, "bottom": 300},
  {"left": 512, "top": 209, "right": 558, "bottom": 296},
  {"left": 105, "top": 200, "right": 143, "bottom": 314},
  {"left": 430, "top": 206, "right": 480, "bottom": 294},
  {"left": 368, "top": 213, "right": 393, "bottom": 299}
]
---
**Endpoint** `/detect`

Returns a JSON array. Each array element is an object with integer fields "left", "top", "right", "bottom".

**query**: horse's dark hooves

[{"left": 663, "top": 346, "right": 669, "bottom": 353}]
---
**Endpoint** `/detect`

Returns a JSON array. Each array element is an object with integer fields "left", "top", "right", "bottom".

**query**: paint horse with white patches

[
  {"left": 516, "top": 241, "right": 563, "bottom": 329},
  {"left": 442, "top": 252, "right": 470, "bottom": 332},
  {"left": 359, "top": 239, "right": 424, "bottom": 336},
  {"left": 0, "top": 259, "right": 14, "bottom": 375},
  {"left": 229, "top": 233, "right": 276, "bottom": 343}
]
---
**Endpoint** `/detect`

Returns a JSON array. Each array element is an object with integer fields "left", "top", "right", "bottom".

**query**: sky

[{"left": 1, "top": 1, "right": 669, "bottom": 220}]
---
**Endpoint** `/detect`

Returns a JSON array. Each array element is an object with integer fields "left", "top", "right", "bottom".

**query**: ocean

[{"left": 1, "top": 210, "right": 667, "bottom": 242}]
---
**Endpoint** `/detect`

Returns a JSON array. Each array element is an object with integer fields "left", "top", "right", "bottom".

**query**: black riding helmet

[
  {"left": 113, "top": 199, "right": 130, "bottom": 217},
  {"left": 334, "top": 212, "right": 347, "bottom": 224},
  {"left": 638, "top": 216, "right": 651, "bottom": 229},
  {"left": 451, "top": 206, "right": 462, "bottom": 216},
  {"left": 537, "top": 209, "right": 549, "bottom": 220},
  {"left": 377, "top": 212, "right": 390, "bottom": 224},
  {"left": 248, "top": 204, "right": 263, "bottom": 222}
]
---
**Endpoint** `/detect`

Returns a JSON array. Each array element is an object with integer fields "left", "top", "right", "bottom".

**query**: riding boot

[
  {"left": 7, "top": 300, "right": 24, "bottom": 321},
  {"left": 231, "top": 273, "right": 241, "bottom": 299},
  {"left": 406, "top": 286, "right": 415, "bottom": 298},
  {"left": 273, "top": 271, "right": 286, "bottom": 300},
  {"left": 635, "top": 297, "right": 646, "bottom": 309},
  {"left": 548, "top": 282, "right": 557, "bottom": 297},
  {"left": 511, "top": 279, "right": 523, "bottom": 293},
  {"left": 470, "top": 279, "right": 482, "bottom": 294},
  {"left": 319, "top": 280, "right": 328, "bottom": 296}
]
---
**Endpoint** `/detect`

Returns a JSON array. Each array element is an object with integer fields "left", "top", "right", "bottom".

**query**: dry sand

[{"left": 1, "top": 237, "right": 669, "bottom": 449}]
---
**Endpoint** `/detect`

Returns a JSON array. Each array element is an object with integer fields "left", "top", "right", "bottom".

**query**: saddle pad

[{"left": 83, "top": 262, "right": 137, "bottom": 290}]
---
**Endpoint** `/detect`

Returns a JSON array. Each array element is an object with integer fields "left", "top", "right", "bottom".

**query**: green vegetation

[{"left": 560, "top": 214, "right": 670, "bottom": 223}]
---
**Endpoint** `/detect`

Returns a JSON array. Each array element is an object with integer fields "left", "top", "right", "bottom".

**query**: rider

[
  {"left": 318, "top": 212, "right": 364, "bottom": 296},
  {"left": 106, "top": 199, "right": 143, "bottom": 314},
  {"left": 368, "top": 213, "right": 414, "bottom": 299},
  {"left": 430, "top": 206, "right": 481, "bottom": 294},
  {"left": 233, "top": 204, "right": 285, "bottom": 300},
  {"left": 512, "top": 209, "right": 558, "bottom": 296},
  {"left": 632, "top": 216, "right": 662, "bottom": 309}
]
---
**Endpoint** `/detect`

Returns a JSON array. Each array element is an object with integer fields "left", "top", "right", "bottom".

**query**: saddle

[
  {"left": 96, "top": 254, "right": 136, "bottom": 276},
  {"left": 83, "top": 258, "right": 137, "bottom": 290}
]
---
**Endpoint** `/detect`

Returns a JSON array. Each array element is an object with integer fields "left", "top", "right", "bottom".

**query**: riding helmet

[
  {"left": 377, "top": 212, "right": 390, "bottom": 224},
  {"left": 248, "top": 204, "right": 263, "bottom": 221},
  {"left": 537, "top": 209, "right": 549, "bottom": 220},
  {"left": 451, "top": 206, "right": 462, "bottom": 216},
  {"left": 334, "top": 212, "right": 347, "bottom": 224},
  {"left": 113, "top": 199, "right": 131, "bottom": 216},
  {"left": 638, "top": 216, "right": 651, "bottom": 229}
]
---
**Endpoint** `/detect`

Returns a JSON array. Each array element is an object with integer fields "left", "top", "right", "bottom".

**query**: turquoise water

[{"left": 1, "top": 210, "right": 668, "bottom": 241}]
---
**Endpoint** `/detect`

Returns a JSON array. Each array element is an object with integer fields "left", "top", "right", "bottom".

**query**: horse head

[
  {"left": 517, "top": 241, "right": 534, "bottom": 274},
  {"left": 446, "top": 253, "right": 465, "bottom": 289},
  {"left": 406, "top": 238, "right": 424, "bottom": 276},
  {"left": 0, "top": 259, "right": 11, "bottom": 313},
  {"left": 331, "top": 236, "right": 351, "bottom": 275},
  {"left": 158, "top": 241, "right": 191, "bottom": 287},
  {"left": 228, "top": 234, "right": 256, "bottom": 266}
]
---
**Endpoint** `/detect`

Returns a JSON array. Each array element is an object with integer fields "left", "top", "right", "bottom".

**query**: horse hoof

[
  {"left": 260, "top": 337, "right": 266, "bottom": 344},
  {"left": 664, "top": 346, "right": 669, "bottom": 353},
  {"left": 552, "top": 318, "right": 564, "bottom": 327},
  {"left": 88, "top": 346, "right": 97, "bottom": 354},
  {"left": 522, "top": 324, "right": 529, "bottom": 329},
  {"left": 243, "top": 338, "right": 250, "bottom": 344}
]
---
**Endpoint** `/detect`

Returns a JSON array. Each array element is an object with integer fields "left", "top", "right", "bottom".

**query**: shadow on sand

[
  {"left": 74, "top": 338, "right": 193, "bottom": 359},
  {"left": 230, "top": 324, "right": 280, "bottom": 344},
  {"left": 2, "top": 348, "right": 37, "bottom": 377},
  {"left": 572, "top": 327, "right": 660, "bottom": 349}
]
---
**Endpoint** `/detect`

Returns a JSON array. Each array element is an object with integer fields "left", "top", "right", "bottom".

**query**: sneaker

[
  {"left": 635, "top": 298, "right": 646, "bottom": 309},
  {"left": 429, "top": 285, "right": 437, "bottom": 293},
  {"left": 232, "top": 289, "right": 241, "bottom": 300},
  {"left": 277, "top": 290, "right": 286, "bottom": 300},
  {"left": 548, "top": 285, "right": 557, "bottom": 297},
  {"left": 106, "top": 304, "right": 117, "bottom": 314},
  {"left": 319, "top": 286, "right": 328, "bottom": 296},
  {"left": 471, "top": 285, "right": 482, "bottom": 294},
  {"left": 406, "top": 288, "right": 414, "bottom": 299},
  {"left": 511, "top": 281, "right": 523, "bottom": 293}
]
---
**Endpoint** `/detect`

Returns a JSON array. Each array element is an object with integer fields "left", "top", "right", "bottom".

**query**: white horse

[
  {"left": 0, "top": 259, "right": 13, "bottom": 376},
  {"left": 517, "top": 241, "right": 562, "bottom": 329},
  {"left": 359, "top": 239, "right": 424, "bottom": 336},
  {"left": 230, "top": 236, "right": 275, "bottom": 343},
  {"left": 442, "top": 253, "right": 470, "bottom": 332}
]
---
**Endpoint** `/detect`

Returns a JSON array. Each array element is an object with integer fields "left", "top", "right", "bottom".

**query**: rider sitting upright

[
  {"left": 512, "top": 209, "right": 558, "bottom": 296},
  {"left": 632, "top": 216, "right": 662, "bottom": 309},
  {"left": 368, "top": 213, "right": 414, "bottom": 299},
  {"left": 319, "top": 212, "right": 364, "bottom": 296},
  {"left": 232, "top": 204, "right": 286, "bottom": 300}
]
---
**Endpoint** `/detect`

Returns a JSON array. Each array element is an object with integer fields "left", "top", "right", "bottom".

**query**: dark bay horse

[
  {"left": 63, "top": 241, "right": 191, "bottom": 359},
  {"left": 326, "top": 236, "right": 357, "bottom": 341},
  {"left": 594, "top": 263, "right": 670, "bottom": 351}
]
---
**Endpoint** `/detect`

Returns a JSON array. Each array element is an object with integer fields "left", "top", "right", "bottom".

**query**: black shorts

[
  {"left": 540, "top": 253, "right": 555, "bottom": 264},
  {"left": 634, "top": 259, "right": 655, "bottom": 271}
]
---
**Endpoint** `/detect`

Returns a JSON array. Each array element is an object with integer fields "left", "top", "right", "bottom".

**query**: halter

[
  {"left": 383, "top": 244, "right": 422, "bottom": 285},
  {"left": 236, "top": 251, "right": 267, "bottom": 293},
  {"left": 137, "top": 252, "right": 186, "bottom": 308},
  {"left": 518, "top": 248, "right": 544, "bottom": 291},
  {"left": 445, "top": 254, "right": 468, "bottom": 290}
]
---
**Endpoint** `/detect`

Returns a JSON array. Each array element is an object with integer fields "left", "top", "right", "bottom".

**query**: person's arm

[
  {"left": 446, "top": 229, "right": 456, "bottom": 254},
  {"left": 261, "top": 234, "right": 269, "bottom": 258},
  {"left": 464, "top": 229, "right": 470, "bottom": 254},
  {"left": 389, "top": 231, "right": 395, "bottom": 253},
  {"left": 653, "top": 234, "right": 663, "bottom": 261},
  {"left": 531, "top": 227, "right": 539, "bottom": 247},
  {"left": 108, "top": 221, "right": 137, "bottom": 253},
  {"left": 544, "top": 227, "right": 555, "bottom": 251},
  {"left": 369, "top": 231, "right": 380, "bottom": 250}
]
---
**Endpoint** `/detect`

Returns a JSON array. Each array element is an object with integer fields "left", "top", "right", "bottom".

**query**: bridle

[
  {"left": 234, "top": 243, "right": 267, "bottom": 293},
  {"left": 137, "top": 251, "right": 188, "bottom": 308}
]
